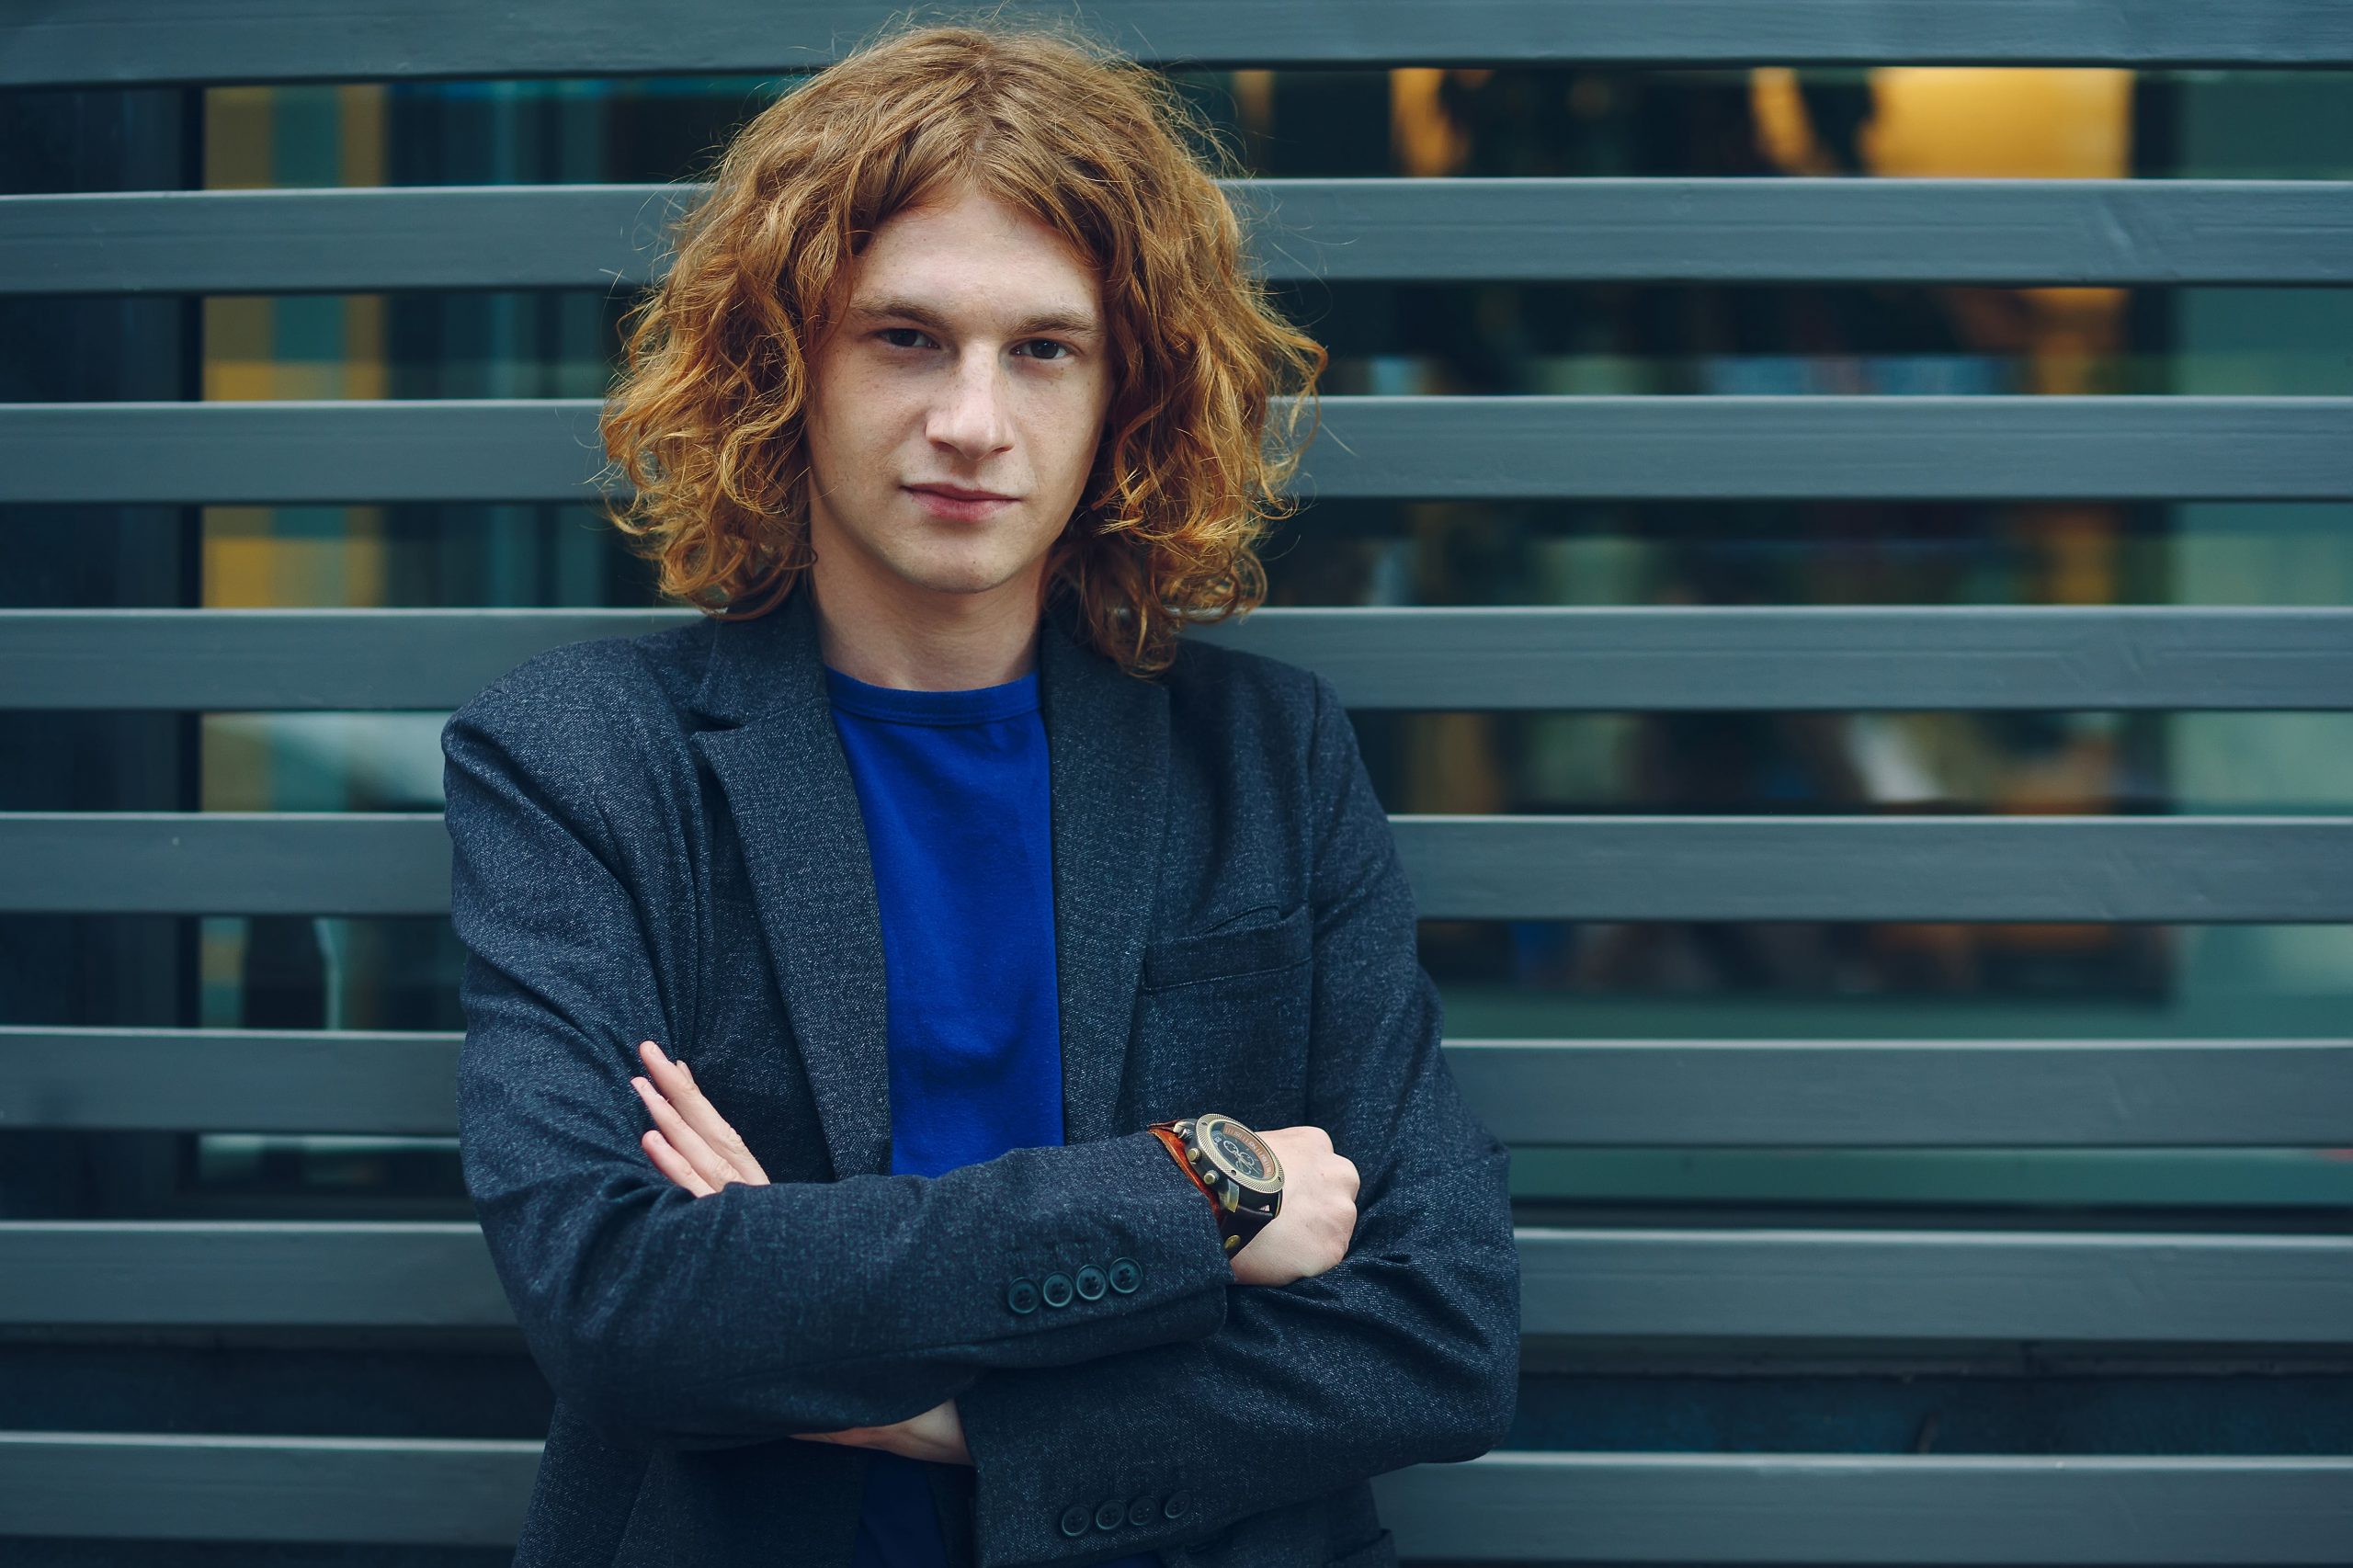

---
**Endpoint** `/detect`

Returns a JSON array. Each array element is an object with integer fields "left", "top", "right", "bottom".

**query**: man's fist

[{"left": 1228, "top": 1124, "right": 1358, "bottom": 1287}]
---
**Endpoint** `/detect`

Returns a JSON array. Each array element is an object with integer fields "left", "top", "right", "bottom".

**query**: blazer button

[
  {"left": 1093, "top": 1498, "right": 1125, "bottom": 1531},
  {"left": 1074, "top": 1263, "right": 1108, "bottom": 1301},
  {"left": 1040, "top": 1272, "right": 1074, "bottom": 1309},
  {"left": 1162, "top": 1490, "right": 1190, "bottom": 1519},
  {"left": 1006, "top": 1277, "right": 1040, "bottom": 1315},
  {"left": 1058, "top": 1503, "right": 1092, "bottom": 1538},
  {"left": 1106, "top": 1256, "right": 1142, "bottom": 1294},
  {"left": 1127, "top": 1495, "right": 1155, "bottom": 1527}
]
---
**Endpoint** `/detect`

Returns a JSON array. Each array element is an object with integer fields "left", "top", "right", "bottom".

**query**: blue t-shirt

[{"left": 825, "top": 661, "right": 1154, "bottom": 1568}]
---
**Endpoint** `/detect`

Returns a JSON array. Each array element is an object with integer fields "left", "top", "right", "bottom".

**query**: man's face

[{"left": 801, "top": 181, "right": 1114, "bottom": 623}]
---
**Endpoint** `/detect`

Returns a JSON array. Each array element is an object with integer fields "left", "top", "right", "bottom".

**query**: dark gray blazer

[{"left": 440, "top": 582, "right": 1520, "bottom": 1568}]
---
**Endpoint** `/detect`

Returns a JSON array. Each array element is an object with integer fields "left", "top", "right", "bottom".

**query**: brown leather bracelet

[{"left": 1151, "top": 1123, "right": 1219, "bottom": 1208}]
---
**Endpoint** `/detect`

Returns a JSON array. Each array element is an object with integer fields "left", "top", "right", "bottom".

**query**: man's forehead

[{"left": 837, "top": 186, "right": 1106, "bottom": 332}]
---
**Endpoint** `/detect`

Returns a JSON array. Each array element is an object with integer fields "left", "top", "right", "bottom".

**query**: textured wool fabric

[{"left": 440, "top": 583, "right": 1519, "bottom": 1568}]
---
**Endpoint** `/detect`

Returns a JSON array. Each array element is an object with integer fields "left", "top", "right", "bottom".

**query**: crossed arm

[
  {"left": 625, "top": 1037, "right": 1366, "bottom": 1465},
  {"left": 626, "top": 1034, "right": 979, "bottom": 1466}
]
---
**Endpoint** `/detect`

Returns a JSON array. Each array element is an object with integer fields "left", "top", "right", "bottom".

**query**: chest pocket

[
  {"left": 1134, "top": 903, "right": 1314, "bottom": 1129},
  {"left": 1142, "top": 902, "right": 1311, "bottom": 991}
]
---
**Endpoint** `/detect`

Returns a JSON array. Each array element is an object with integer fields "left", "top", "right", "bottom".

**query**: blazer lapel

[
  {"left": 688, "top": 588, "right": 892, "bottom": 1180},
  {"left": 1037, "top": 598, "right": 1170, "bottom": 1146},
  {"left": 685, "top": 585, "right": 1170, "bottom": 1179}
]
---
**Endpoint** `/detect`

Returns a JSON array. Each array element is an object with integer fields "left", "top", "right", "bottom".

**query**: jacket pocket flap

[{"left": 1142, "top": 903, "right": 1310, "bottom": 991}]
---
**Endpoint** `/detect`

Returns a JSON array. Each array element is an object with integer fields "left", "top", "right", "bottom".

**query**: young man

[{"left": 440, "top": 19, "right": 1519, "bottom": 1568}]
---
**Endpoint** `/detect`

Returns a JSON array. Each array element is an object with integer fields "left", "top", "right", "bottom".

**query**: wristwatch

[{"left": 1148, "top": 1113, "right": 1284, "bottom": 1257}]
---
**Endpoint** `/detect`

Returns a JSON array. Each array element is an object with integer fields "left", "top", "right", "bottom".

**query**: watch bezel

[{"left": 1192, "top": 1111, "right": 1283, "bottom": 1199}]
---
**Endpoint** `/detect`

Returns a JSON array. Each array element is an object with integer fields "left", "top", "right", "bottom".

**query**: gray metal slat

[
  {"left": 7, "top": 396, "right": 2352, "bottom": 504},
  {"left": 1391, "top": 815, "right": 2353, "bottom": 923},
  {"left": 1185, "top": 605, "right": 2353, "bottom": 713},
  {"left": 0, "top": 183, "right": 704, "bottom": 297},
  {"left": 8, "top": 812, "right": 2353, "bottom": 921},
  {"left": 11, "top": 0, "right": 2353, "bottom": 85},
  {"left": 10, "top": 178, "right": 2353, "bottom": 295},
  {"left": 1510, "top": 1226, "right": 2353, "bottom": 1344},
  {"left": 0, "top": 1221, "right": 510, "bottom": 1327},
  {"left": 0, "top": 1027, "right": 463, "bottom": 1135},
  {"left": 1241, "top": 175, "right": 2353, "bottom": 286},
  {"left": 0, "top": 1431, "right": 537, "bottom": 1545},
  {"left": 1445, "top": 1038, "right": 2353, "bottom": 1149},
  {"left": 0, "top": 398, "right": 604, "bottom": 505},
  {"left": 1, "top": 812, "right": 449, "bottom": 916},
  {"left": 1374, "top": 1451, "right": 2353, "bottom": 1563},
  {"left": 10, "top": 1027, "right": 2350, "bottom": 1146},
  {"left": 12, "top": 605, "right": 2353, "bottom": 713},
  {"left": 0, "top": 1438, "right": 2347, "bottom": 1559},
  {"left": 4, "top": 1222, "right": 2347, "bottom": 1344},
  {"left": 0, "top": 607, "right": 684, "bottom": 710}
]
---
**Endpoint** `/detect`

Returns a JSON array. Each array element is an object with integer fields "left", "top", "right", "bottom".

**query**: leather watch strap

[
  {"left": 1151, "top": 1123, "right": 1218, "bottom": 1208},
  {"left": 1151, "top": 1119, "right": 1266, "bottom": 1256}
]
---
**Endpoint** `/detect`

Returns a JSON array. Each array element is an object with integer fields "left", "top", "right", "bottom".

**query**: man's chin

[
  {"left": 890, "top": 562, "right": 1045, "bottom": 606},
  {"left": 877, "top": 543, "right": 1046, "bottom": 595}
]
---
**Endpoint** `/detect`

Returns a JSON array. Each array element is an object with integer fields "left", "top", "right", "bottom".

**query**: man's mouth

[{"left": 906, "top": 484, "right": 1017, "bottom": 521}]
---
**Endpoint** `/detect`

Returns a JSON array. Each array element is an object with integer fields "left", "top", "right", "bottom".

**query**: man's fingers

[
  {"left": 637, "top": 1040, "right": 771, "bottom": 1186},
  {"left": 780, "top": 1410, "right": 963, "bottom": 1464},
  {"left": 632, "top": 1075, "right": 745, "bottom": 1190},
  {"left": 642, "top": 1128, "right": 718, "bottom": 1197}
]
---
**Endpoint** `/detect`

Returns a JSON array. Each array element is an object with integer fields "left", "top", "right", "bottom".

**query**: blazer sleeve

[
  {"left": 442, "top": 648, "right": 1235, "bottom": 1453},
  {"left": 952, "top": 670, "right": 1522, "bottom": 1568}
]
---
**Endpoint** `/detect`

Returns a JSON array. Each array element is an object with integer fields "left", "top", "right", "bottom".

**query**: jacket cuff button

[
  {"left": 1074, "top": 1263, "right": 1108, "bottom": 1301},
  {"left": 1040, "top": 1271, "right": 1074, "bottom": 1309},
  {"left": 1127, "top": 1495, "right": 1156, "bottom": 1527},
  {"left": 1093, "top": 1498, "right": 1125, "bottom": 1530},
  {"left": 1107, "top": 1256, "right": 1142, "bottom": 1293},
  {"left": 1006, "top": 1277, "right": 1040, "bottom": 1314},
  {"left": 1162, "top": 1489, "right": 1191, "bottom": 1519},
  {"left": 1058, "top": 1503, "right": 1092, "bottom": 1537}
]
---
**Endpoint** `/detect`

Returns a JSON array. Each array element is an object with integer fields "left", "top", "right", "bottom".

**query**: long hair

[{"left": 597, "top": 10, "right": 1328, "bottom": 677}]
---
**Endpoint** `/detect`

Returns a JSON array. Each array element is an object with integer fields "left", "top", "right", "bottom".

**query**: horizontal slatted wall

[{"left": 4, "top": 1, "right": 2350, "bottom": 1561}]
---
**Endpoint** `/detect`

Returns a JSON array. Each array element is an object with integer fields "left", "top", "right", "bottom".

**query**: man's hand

[
  {"left": 787, "top": 1394, "right": 972, "bottom": 1464},
  {"left": 1228, "top": 1124, "right": 1359, "bottom": 1288},
  {"left": 630, "top": 1038, "right": 769, "bottom": 1193},
  {"left": 631, "top": 1040, "right": 972, "bottom": 1465}
]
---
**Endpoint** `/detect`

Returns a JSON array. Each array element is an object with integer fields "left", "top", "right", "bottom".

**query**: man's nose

[{"left": 926, "top": 347, "right": 1016, "bottom": 455}]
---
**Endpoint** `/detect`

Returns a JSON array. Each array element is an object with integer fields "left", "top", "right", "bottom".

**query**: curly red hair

[{"left": 597, "top": 12, "right": 1328, "bottom": 677}]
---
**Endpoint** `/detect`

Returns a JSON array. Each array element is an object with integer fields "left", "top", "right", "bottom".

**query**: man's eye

[{"left": 874, "top": 329, "right": 1071, "bottom": 362}]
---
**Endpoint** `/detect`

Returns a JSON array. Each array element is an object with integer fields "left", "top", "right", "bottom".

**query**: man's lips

[
  {"left": 906, "top": 483, "right": 1017, "bottom": 501},
  {"left": 905, "top": 483, "right": 1019, "bottom": 522}
]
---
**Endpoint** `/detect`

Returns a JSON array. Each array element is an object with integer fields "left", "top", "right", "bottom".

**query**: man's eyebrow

[{"left": 847, "top": 296, "right": 1104, "bottom": 342}]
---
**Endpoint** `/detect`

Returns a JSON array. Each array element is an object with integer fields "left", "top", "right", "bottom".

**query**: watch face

[{"left": 1195, "top": 1112, "right": 1282, "bottom": 1195}]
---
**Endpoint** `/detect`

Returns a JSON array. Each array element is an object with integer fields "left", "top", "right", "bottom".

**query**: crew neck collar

[{"left": 822, "top": 662, "right": 1040, "bottom": 726}]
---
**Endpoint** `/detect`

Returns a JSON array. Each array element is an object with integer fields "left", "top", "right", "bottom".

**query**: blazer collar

[{"left": 686, "top": 584, "right": 1170, "bottom": 1178}]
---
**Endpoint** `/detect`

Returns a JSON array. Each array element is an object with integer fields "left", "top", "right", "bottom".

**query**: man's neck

[{"left": 805, "top": 566, "right": 1045, "bottom": 693}]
